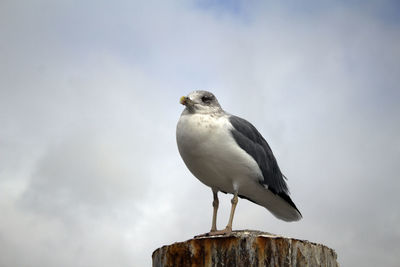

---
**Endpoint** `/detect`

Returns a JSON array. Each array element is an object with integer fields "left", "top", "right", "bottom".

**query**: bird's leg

[
  {"left": 211, "top": 190, "right": 219, "bottom": 232},
  {"left": 224, "top": 192, "right": 238, "bottom": 233},
  {"left": 198, "top": 191, "right": 238, "bottom": 237},
  {"left": 195, "top": 190, "right": 220, "bottom": 238}
]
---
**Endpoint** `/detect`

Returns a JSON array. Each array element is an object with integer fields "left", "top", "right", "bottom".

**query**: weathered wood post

[{"left": 152, "top": 230, "right": 338, "bottom": 267}]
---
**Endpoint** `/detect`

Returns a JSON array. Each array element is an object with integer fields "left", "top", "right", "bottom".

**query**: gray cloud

[
  {"left": 0, "top": 1, "right": 399, "bottom": 266},
  {"left": 20, "top": 133, "right": 145, "bottom": 219}
]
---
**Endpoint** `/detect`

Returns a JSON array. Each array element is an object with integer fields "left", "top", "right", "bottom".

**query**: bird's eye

[{"left": 201, "top": 95, "right": 213, "bottom": 103}]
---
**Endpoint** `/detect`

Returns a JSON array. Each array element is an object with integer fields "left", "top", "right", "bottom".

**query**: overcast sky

[{"left": 1, "top": 0, "right": 399, "bottom": 266}]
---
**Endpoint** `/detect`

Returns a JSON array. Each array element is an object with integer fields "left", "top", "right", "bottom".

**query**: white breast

[{"left": 176, "top": 112, "right": 263, "bottom": 193}]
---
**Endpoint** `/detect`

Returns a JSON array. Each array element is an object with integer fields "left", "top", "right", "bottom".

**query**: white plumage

[{"left": 176, "top": 91, "right": 301, "bottom": 235}]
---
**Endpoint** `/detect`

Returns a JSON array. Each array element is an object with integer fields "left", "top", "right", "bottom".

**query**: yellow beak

[{"left": 180, "top": 96, "right": 187, "bottom": 105}]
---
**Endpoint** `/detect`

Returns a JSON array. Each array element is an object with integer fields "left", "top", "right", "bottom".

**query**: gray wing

[
  {"left": 229, "top": 115, "right": 301, "bottom": 215},
  {"left": 229, "top": 115, "right": 288, "bottom": 194}
]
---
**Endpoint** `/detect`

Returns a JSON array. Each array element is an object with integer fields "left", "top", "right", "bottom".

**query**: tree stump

[{"left": 152, "top": 230, "right": 338, "bottom": 267}]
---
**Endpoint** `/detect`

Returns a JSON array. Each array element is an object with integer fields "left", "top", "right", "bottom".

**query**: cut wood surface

[{"left": 152, "top": 230, "right": 338, "bottom": 267}]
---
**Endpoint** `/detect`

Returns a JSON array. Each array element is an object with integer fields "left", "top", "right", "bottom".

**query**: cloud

[
  {"left": 0, "top": 1, "right": 399, "bottom": 266},
  {"left": 20, "top": 133, "right": 144, "bottom": 218}
]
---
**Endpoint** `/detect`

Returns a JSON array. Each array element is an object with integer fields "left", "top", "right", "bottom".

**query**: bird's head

[{"left": 180, "top": 91, "right": 222, "bottom": 114}]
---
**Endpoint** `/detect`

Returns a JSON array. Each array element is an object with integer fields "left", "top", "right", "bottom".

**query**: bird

[{"left": 176, "top": 90, "right": 302, "bottom": 236}]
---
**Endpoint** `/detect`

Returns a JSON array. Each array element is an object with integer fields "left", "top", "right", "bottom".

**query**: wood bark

[{"left": 152, "top": 230, "right": 338, "bottom": 267}]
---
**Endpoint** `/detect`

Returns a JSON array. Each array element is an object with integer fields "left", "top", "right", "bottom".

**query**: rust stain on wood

[{"left": 152, "top": 230, "right": 339, "bottom": 267}]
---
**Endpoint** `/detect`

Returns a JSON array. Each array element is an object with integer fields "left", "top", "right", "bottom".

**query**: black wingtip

[{"left": 276, "top": 191, "right": 302, "bottom": 217}]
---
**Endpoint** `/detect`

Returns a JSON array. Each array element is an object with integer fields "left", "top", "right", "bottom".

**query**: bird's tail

[{"left": 239, "top": 186, "right": 302, "bottom": 222}]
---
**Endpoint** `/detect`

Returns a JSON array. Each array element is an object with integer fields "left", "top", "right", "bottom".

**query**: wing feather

[{"left": 229, "top": 115, "right": 301, "bottom": 216}]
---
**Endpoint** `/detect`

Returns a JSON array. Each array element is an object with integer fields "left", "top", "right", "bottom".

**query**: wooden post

[{"left": 152, "top": 230, "right": 338, "bottom": 267}]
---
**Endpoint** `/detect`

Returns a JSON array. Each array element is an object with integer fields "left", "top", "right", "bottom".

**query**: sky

[{"left": 0, "top": 0, "right": 399, "bottom": 266}]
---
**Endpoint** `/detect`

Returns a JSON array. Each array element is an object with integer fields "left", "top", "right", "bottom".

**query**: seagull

[{"left": 176, "top": 90, "right": 302, "bottom": 235}]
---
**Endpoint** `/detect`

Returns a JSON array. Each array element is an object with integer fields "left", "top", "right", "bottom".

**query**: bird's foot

[
  {"left": 208, "top": 227, "right": 232, "bottom": 236},
  {"left": 194, "top": 226, "right": 232, "bottom": 238}
]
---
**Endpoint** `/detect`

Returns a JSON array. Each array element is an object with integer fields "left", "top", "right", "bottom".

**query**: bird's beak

[{"left": 180, "top": 96, "right": 192, "bottom": 106}]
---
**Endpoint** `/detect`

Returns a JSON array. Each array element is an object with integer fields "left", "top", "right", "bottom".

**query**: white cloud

[{"left": 0, "top": 1, "right": 399, "bottom": 266}]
